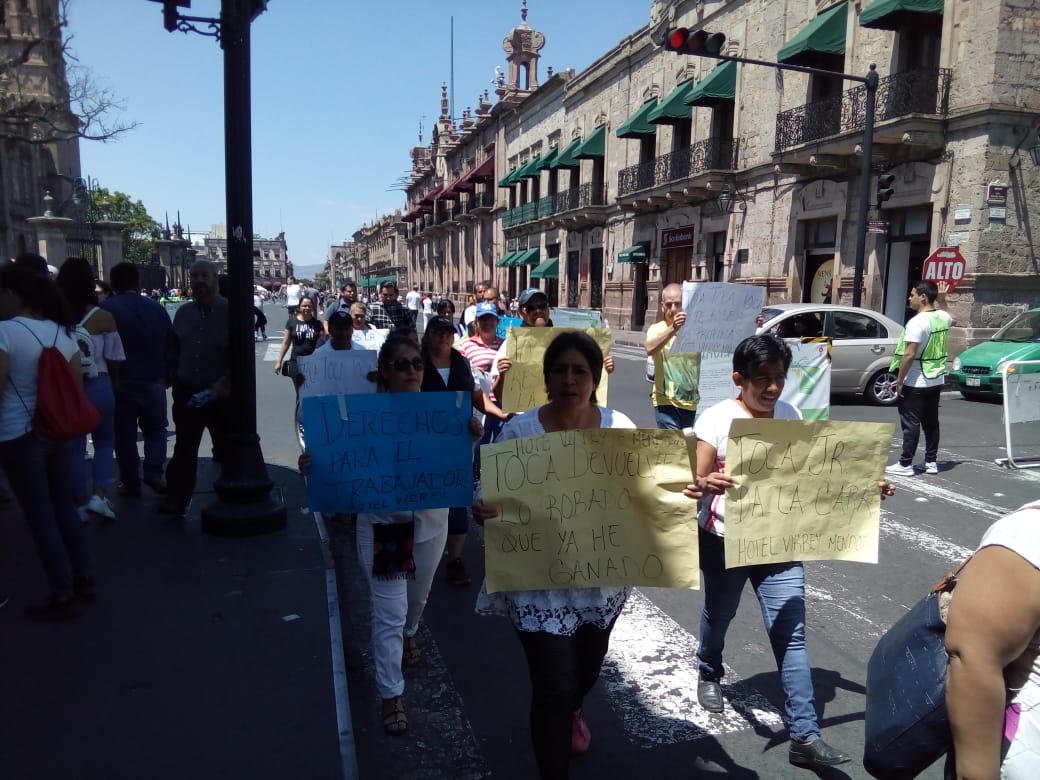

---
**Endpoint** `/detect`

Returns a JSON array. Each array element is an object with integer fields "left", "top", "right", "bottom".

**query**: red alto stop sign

[{"left": 922, "top": 246, "right": 966, "bottom": 292}]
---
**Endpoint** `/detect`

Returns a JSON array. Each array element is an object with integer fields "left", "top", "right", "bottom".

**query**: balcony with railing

[
  {"left": 617, "top": 137, "right": 740, "bottom": 200},
  {"left": 774, "top": 68, "right": 952, "bottom": 156}
]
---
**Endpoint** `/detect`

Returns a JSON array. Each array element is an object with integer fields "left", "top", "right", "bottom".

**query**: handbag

[
  {"left": 282, "top": 358, "right": 298, "bottom": 378},
  {"left": 863, "top": 558, "right": 971, "bottom": 779}
]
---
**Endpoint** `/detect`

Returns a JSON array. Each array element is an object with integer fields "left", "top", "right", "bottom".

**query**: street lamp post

[{"left": 153, "top": 0, "right": 286, "bottom": 536}]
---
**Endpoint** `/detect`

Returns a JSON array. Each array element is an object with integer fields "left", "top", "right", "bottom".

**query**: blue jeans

[
  {"left": 696, "top": 528, "right": 819, "bottom": 742},
  {"left": 113, "top": 379, "right": 169, "bottom": 488},
  {"left": 654, "top": 404, "right": 695, "bottom": 430},
  {"left": 0, "top": 432, "right": 92, "bottom": 594},
  {"left": 73, "top": 374, "right": 116, "bottom": 499}
]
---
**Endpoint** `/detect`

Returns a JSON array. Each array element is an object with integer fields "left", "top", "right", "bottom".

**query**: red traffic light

[
  {"left": 663, "top": 28, "right": 727, "bottom": 57},
  {"left": 666, "top": 27, "right": 690, "bottom": 52}
]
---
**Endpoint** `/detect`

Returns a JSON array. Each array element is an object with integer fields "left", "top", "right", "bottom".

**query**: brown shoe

[
  {"left": 445, "top": 558, "right": 472, "bottom": 587},
  {"left": 381, "top": 696, "right": 407, "bottom": 736}
]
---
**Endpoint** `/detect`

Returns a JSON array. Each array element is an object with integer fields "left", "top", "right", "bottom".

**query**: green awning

[
  {"left": 517, "top": 155, "right": 543, "bottom": 180},
  {"left": 513, "top": 247, "right": 541, "bottom": 266},
  {"left": 498, "top": 167, "right": 520, "bottom": 187},
  {"left": 777, "top": 2, "right": 848, "bottom": 66},
  {"left": 616, "top": 98, "right": 659, "bottom": 139},
  {"left": 537, "top": 147, "right": 560, "bottom": 169},
  {"left": 530, "top": 257, "right": 559, "bottom": 279},
  {"left": 685, "top": 60, "right": 737, "bottom": 107},
  {"left": 495, "top": 251, "right": 518, "bottom": 268},
  {"left": 617, "top": 241, "right": 651, "bottom": 263},
  {"left": 860, "top": 0, "right": 944, "bottom": 29},
  {"left": 574, "top": 124, "right": 606, "bottom": 159},
  {"left": 550, "top": 137, "right": 583, "bottom": 169},
  {"left": 649, "top": 79, "right": 696, "bottom": 125}
]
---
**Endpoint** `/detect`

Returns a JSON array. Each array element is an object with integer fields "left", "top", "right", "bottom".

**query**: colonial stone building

[
  {"left": 0, "top": 0, "right": 82, "bottom": 258},
  {"left": 193, "top": 224, "right": 292, "bottom": 287},
  {"left": 352, "top": 212, "right": 407, "bottom": 292},
  {"left": 397, "top": 0, "right": 1038, "bottom": 348}
]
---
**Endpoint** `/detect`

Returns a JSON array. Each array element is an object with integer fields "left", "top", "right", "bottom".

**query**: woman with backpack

[
  {"left": 0, "top": 262, "right": 95, "bottom": 619},
  {"left": 56, "top": 257, "right": 125, "bottom": 521}
]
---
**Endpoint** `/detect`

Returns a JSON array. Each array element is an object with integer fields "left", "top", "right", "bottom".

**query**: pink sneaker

[{"left": 571, "top": 709, "right": 591, "bottom": 753}]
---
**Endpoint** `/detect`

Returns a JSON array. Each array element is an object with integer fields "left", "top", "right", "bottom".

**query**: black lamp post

[{"left": 152, "top": 0, "right": 285, "bottom": 536}]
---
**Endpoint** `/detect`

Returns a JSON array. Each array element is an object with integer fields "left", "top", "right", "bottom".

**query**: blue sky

[{"left": 67, "top": 1, "right": 653, "bottom": 275}]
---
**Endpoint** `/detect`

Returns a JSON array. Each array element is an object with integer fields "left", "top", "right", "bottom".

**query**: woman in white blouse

[{"left": 474, "top": 331, "right": 701, "bottom": 779}]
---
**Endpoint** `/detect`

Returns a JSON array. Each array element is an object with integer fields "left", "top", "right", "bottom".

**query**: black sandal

[{"left": 382, "top": 696, "right": 407, "bottom": 736}]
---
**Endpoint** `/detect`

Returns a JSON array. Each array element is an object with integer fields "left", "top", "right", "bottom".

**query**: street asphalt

[{"left": 5, "top": 306, "right": 1037, "bottom": 780}]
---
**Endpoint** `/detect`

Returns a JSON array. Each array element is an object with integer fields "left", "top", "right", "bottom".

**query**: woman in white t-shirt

[
  {"left": 693, "top": 334, "right": 894, "bottom": 770},
  {"left": 945, "top": 500, "right": 1040, "bottom": 780},
  {"left": 473, "top": 331, "right": 702, "bottom": 780},
  {"left": 0, "top": 263, "right": 95, "bottom": 619}
]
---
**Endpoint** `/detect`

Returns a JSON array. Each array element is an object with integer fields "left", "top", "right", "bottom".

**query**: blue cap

[{"left": 475, "top": 301, "right": 499, "bottom": 318}]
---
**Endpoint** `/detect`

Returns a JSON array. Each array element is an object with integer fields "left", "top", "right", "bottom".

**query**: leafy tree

[{"left": 88, "top": 187, "right": 162, "bottom": 265}]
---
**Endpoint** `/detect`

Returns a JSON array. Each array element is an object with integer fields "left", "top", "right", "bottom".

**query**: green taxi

[{"left": 949, "top": 307, "right": 1040, "bottom": 399}]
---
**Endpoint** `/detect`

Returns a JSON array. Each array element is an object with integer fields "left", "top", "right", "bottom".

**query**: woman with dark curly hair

[{"left": 56, "top": 257, "right": 125, "bottom": 521}]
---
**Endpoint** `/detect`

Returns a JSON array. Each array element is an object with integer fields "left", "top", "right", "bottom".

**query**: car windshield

[
  {"left": 992, "top": 310, "right": 1040, "bottom": 343},
  {"left": 761, "top": 308, "right": 786, "bottom": 322}
]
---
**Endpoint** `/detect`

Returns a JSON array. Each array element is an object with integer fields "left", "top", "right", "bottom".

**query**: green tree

[{"left": 89, "top": 187, "right": 162, "bottom": 265}]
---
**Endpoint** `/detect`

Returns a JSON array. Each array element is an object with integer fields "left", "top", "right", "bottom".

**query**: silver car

[{"left": 757, "top": 304, "right": 904, "bottom": 405}]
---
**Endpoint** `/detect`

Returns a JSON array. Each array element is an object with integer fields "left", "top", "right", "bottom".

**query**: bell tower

[{"left": 498, "top": 0, "right": 545, "bottom": 97}]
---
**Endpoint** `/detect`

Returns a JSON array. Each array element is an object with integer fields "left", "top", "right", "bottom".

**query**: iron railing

[
  {"left": 617, "top": 137, "right": 740, "bottom": 197},
  {"left": 434, "top": 205, "right": 451, "bottom": 225},
  {"left": 467, "top": 190, "right": 495, "bottom": 211},
  {"left": 500, "top": 184, "right": 607, "bottom": 227},
  {"left": 774, "top": 67, "right": 952, "bottom": 151}
]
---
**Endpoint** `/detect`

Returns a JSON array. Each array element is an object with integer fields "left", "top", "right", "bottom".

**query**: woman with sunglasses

[
  {"left": 299, "top": 332, "right": 481, "bottom": 737},
  {"left": 473, "top": 331, "right": 702, "bottom": 779}
]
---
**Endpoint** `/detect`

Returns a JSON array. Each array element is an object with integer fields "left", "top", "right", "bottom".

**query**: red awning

[
  {"left": 419, "top": 184, "right": 446, "bottom": 205},
  {"left": 452, "top": 156, "right": 496, "bottom": 193}
]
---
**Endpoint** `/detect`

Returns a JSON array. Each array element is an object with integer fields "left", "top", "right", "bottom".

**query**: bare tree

[{"left": 0, "top": 0, "right": 137, "bottom": 144}]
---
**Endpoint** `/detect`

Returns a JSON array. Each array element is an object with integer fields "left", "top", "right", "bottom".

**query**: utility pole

[{"left": 152, "top": 0, "right": 286, "bottom": 536}]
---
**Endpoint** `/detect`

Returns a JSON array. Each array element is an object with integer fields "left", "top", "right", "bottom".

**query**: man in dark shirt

[
  {"left": 322, "top": 281, "right": 357, "bottom": 333},
  {"left": 366, "top": 280, "right": 414, "bottom": 331},
  {"left": 162, "top": 260, "right": 230, "bottom": 517},
  {"left": 101, "top": 262, "right": 175, "bottom": 498}
]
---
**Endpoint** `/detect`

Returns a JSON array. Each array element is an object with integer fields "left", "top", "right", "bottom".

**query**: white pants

[{"left": 356, "top": 510, "right": 448, "bottom": 699}]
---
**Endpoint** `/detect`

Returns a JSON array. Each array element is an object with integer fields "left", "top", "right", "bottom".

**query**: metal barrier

[{"left": 996, "top": 359, "right": 1040, "bottom": 469}]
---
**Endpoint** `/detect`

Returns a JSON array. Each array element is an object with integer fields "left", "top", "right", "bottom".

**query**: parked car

[
  {"left": 757, "top": 304, "right": 904, "bottom": 405},
  {"left": 949, "top": 307, "right": 1040, "bottom": 400}
]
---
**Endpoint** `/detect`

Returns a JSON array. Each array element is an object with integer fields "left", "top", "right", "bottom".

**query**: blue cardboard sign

[{"left": 302, "top": 391, "right": 474, "bottom": 514}]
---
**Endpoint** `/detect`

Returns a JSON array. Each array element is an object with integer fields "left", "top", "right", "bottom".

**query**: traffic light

[
  {"left": 876, "top": 173, "right": 895, "bottom": 207},
  {"left": 664, "top": 28, "right": 727, "bottom": 58}
]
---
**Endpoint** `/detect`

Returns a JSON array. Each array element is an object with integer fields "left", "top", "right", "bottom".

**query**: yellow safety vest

[{"left": 890, "top": 311, "right": 949, "bottom": 378}]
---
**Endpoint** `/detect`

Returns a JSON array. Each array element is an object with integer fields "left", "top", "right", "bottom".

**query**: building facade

[
  {"left": 394, "top": 0, "right": 1039, "bottom": 350},
  {"left": 193, "top": 224, "right": 292, "bottom": 287},
  {"left": 1, "top": 0, "right": 82, "bottom": 258},
  {"left": 352, "top": 212, "right": 407, "bottom": 292}
]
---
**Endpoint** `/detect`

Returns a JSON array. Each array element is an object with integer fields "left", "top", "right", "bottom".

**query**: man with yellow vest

[{"left": 885, "top": 280, "right": 952, "bottom": 476}]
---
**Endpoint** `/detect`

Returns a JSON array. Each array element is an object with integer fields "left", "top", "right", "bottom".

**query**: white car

[{"left": 757, "top": 304, "right": 904, "bottom": 405}]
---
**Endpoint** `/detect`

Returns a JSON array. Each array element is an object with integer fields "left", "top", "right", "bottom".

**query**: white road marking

[
  {"left": 601, "top": 590, "right": 783, "bottom": 746},
  {"left": 611, "top": 344, "right": 649, "bottom": 363},
  {"left": 263, "top": 343, "right": 281, "bottom": 361},
  {"left": 883, "top": 473, "right": 1009, "bottom": 519},
  {"left": 880, "top": 511, "right": 974, "bottom": 564}
]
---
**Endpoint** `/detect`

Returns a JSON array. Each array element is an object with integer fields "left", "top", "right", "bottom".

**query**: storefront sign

[
  {"left": 661, "top": 226, "right": 695, "bottom": 250},
  {"left": 867, "top": 220, "right": 889, "bottom": 234},
  {"left": 954, "top": 206, "right": 972, "bottom": 222},
  {"left": 989, "top": 206, "right": 1007, "bottom": 220}
]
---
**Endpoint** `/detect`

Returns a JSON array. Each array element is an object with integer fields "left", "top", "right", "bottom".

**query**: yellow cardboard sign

[
  {"left": 481, "top": 428, "right": 700, "bottom": 593},
  {"left": 500, "top": 328, "right": 612, "bottom": 413},
  {"left": 723, "top": 419, "right": 893, "bottom": 567}
]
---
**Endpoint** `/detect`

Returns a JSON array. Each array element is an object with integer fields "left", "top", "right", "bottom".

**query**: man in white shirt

[
  {"left": 405, "top": 284, "right": 421, "bottom": 327},
  {"left": 886, "top": 280, "right": 952, "bottom": 476},
  {"left": 463, "top": 280, "right": 489, "bottom": 332},
  {"left": 284, "top": 276, "right": 303, "bottom": 317}
]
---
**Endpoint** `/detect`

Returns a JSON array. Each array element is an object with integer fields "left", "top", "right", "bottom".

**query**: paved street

[
  {"left": 6, "top": 311, "right": 1036, "bottom": 780},
  {"left": 287, "top": 322, "right": 1039, "bottom": 780}
]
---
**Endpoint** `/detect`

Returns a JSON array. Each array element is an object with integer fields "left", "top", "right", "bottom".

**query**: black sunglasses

[{"left": 389, "top": 357, "right": 423, "bottom": 372}]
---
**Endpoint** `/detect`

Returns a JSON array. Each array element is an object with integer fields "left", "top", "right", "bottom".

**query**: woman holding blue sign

[
  {"left": 299, "top": 331, "right": 482, "bottom": 737},
  {"left": 473, "top": 331, "right": 703, "bottom": 780}
]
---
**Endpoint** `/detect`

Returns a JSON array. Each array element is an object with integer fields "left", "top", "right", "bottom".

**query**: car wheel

[{"left": 867, "top": 369, "right": 899, "bottom": 405}]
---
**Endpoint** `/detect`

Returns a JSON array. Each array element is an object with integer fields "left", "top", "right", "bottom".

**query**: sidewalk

[{"left": 0, "top": 461, "right": 345, "bottom": 780}]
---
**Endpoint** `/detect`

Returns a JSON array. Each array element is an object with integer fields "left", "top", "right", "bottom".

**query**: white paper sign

[
  {"left": 672, "top": 283, "right": 766, "bottom": 354},
  {"left": 780, "top": 339, "right": 831, "bottom": 420},
  {"left": 696, "top": 352, "right": 738, "bottom": 413},
  {"left": 352, "top": 328, "right": 389, "bottom": 352},
  {"left": 297, "top": 349, "right": 378, "bottom": 398},
  {"left": 551, "top": 308, "right": 603, "bottom": 329}
]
